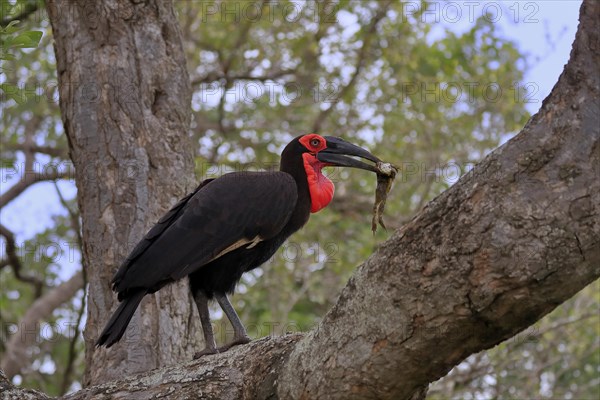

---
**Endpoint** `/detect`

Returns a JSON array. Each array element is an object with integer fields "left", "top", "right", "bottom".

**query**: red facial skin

[{"left": 299, "top": 134, "right": 335, "bottom": 213}]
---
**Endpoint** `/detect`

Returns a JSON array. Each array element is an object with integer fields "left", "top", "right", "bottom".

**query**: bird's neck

[
  {"left": 279, "top": 153, "right": 335, "bottom": 215},
  {"left": 301, "top": 153, "right": 334, "bottom": 213}
]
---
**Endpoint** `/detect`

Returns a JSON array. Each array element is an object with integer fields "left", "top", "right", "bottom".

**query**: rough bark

[
  {"left": 1, "top": 271, "right": 83, "bottom": 380},
  {"left": 279, "top": 1, "right": 599, "bottom": 397},
  {"left": 2, "top": 0, "right": 597, "bottom": 399},
  {"left": 46, "top": 0, "right": 201, "bottom": 386},
  {"left": 0, "top": 369, "right": 49, "bottom": 400}
]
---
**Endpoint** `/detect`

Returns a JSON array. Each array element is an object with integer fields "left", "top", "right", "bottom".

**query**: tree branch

[
  {"left": 3, "top": 142, "right": 69, "bottom": 159},
  {"left": 59, "top": 335, "right": 302, "bottom": 399},
  {"left": 0, "top": 115, "right": 70, "bottom": 209},
  {"left": 190, "top": 69, "right": 297, "bottom": 86},
  {"left": 0, "top": 224, "right": 44, "bottom": 296},
  {"left": 311, "top": 2, "right": 390, "bottom": 132},
  {"left": 0, "top": 270, "right": 84, "bottom": 380},
  {"left": 0, "top": 368, "right": 49, "bottom": 400},
  {"left": 53, "top": 182, "right": 86, "bottom": 395},
  {"left": 59, "top": 282, "right": 86, "bottom": 396},
  {"left": 279, "top": 1, "right": 600, "bottom": 397},
  {"left": 0, "top": 168, "right": 70, "bottom": 208}
]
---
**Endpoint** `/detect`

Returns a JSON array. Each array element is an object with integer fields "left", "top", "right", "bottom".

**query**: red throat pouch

[{"left": 302, "top": 153, "right": 335, "bottom": 213}]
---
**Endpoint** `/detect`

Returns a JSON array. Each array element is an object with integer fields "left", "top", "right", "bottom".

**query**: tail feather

[{"left": 96, "top": 290, "right": 146, "bottom": 348}]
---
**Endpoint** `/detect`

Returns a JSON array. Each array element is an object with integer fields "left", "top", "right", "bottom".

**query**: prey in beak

[{"left": 318, "top": 136, "right": 398, "bottom": 233}]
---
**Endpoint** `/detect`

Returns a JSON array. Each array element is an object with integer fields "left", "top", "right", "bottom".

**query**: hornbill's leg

[
  {"left": 215, "top": 292, "right": 251, "bottom": 352},
  {"left": 192, "top": 290, "right": 218, "bottom": 359}
]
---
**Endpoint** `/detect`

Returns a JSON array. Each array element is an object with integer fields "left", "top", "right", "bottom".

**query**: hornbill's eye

[{"left": 310, "top": 138, "right": 321, "bottom": 148}]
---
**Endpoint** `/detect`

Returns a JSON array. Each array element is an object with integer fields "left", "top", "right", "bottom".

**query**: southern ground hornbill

[{"left": 96, "top": 134, "right": 383, "bottom": 357}]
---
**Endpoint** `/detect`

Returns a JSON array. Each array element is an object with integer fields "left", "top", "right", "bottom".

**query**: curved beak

[{"left": 317, "top": 136, "right": 381, "bottom": 173}]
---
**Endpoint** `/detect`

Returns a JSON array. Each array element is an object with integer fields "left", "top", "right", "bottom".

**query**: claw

[
  {"left": 217, "top": 336, "right": 251, "bottom": 353},
  {"left": 193, "top": 347, "right": 218, "bottom": 359}
]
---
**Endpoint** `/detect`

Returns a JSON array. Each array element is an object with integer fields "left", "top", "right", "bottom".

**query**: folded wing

[{"left": 111, "top": 172, "right": 297, "bottom": 299}]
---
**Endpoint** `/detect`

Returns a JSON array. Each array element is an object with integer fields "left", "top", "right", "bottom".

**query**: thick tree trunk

[
  {"left": 46, "top": 0, "right": 201, "bottom": 386},
  {"left": 3, "top": 0, "right": 595, "bottom": 399}
]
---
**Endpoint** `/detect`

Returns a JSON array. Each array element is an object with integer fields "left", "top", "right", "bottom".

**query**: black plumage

[{"left": 96, "top": 134, "right": 381, "bottom": 356}]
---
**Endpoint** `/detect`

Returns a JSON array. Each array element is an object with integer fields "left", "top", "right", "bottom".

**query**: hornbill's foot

[
  {"left": 193, "top": 347, "right": 218, "bottom": 359},
  {"left": 217, "top": 336, "right": 251, "bottom": 353}
]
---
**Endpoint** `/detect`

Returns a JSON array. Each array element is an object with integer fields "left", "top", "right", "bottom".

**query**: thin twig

[
  {"left": 311, "top": 2, "right": 391, "bottom": 132},
  {"left": 0, "top": 223, "right": 44, "bottom": 297},
  {"left": 53, "top": 182, "right": 86, "bottom": 394},
  {"left": 190, "top": 69, "right": 297, "bottom": 86},
  {"left": 2, "top": 142, "right": 68, "bottom": 159}
]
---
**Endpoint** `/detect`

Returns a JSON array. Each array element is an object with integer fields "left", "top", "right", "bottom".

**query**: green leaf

[
  {"left": 0, "top": 53, "right": 16, "bottom": 61},
  {"left": 0, "top": 83, "right": 27, "bottom": 104},
  {"left": 1, "top": 20, "right": 22, "bottom": 34},
  {"left": 7, "top": 30, "right": 43, "bottom": 48}
]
